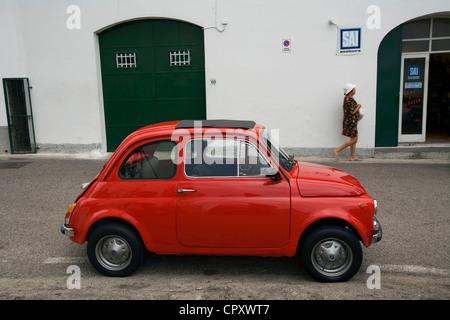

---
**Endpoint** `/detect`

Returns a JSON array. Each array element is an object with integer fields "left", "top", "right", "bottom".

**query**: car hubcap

[
  {"left": 311, "top": 238, "right": 353, "bottom": 277},
  {"left": 96, "top": 235, "right": 132, "bottom": 271}
]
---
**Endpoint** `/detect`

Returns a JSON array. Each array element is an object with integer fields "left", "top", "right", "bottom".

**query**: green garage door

[{"left": 99, "top": 19, "right": 206, "bottom": 151}]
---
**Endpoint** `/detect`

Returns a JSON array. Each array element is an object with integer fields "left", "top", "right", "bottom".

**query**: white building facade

[{"left": 1, "top": 0, "right": 449, "bottom": 156}]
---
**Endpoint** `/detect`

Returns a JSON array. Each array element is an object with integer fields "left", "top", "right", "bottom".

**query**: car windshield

[{"left": 260, "top": 128, "right": 295, "bottom": 172}]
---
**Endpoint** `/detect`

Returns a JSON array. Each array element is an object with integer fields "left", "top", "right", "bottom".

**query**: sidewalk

[{"left": 373, "top": 142, "right": 450, "bottom": 160}]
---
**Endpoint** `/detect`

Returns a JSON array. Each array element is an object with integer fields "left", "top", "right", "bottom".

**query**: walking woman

[{"left": 333, "top": 84, "right": 362, "bottom": 161}]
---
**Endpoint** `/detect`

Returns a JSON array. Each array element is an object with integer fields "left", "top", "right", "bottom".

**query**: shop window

[
  {"left": 432, "top": 18, "right": 450, "bottom": 38},
  {"left": 432, "top": 39, "right": 450, "bottom": 51},
  {"left": 402, "top": 40, "right": 430, "bottom": 53},
  {"left": 402, "top": 19, "right": 430, "bottom": 39},
  {"left": 402, "top": 18, "right": 450, "bottom": 53}
]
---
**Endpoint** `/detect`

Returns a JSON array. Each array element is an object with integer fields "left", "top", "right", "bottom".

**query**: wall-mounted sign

[
  {"left": 282, "top": 39, "right": 291, "bottom": 53},
  {"left": 338, "top": 27, "right": 362, "bottom": 55}
]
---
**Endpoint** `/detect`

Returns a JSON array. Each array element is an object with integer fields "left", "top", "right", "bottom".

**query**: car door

[
  {"left": 115, "top": 140, "right": 179, "bottom": 247},
  {"left": 176, "top": 138, "right": 291, "bottom": 248}
]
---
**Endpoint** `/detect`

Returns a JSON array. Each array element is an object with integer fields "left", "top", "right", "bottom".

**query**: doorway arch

[
  {"left": 98, "top": 19, "right": 207, "bottom": 151},
  {"left": 375, "top": 15, "right": 450, "bottom": 147}
]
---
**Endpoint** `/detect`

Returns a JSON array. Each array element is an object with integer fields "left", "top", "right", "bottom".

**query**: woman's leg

[
  {"left": 349, "top": 136, "right": 358, "bottom": 160},
  {"left": 334, "top": 136, "right": 358, "bottom": 158}
]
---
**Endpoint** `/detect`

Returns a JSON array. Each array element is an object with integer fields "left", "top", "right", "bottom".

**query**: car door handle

[{"left": 177, "top": 189, "right": 197, "bottom": 193}]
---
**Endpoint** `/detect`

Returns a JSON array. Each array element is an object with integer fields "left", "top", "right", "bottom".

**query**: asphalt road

[{"left": 0, "top": 154, "right": 449, "bottom": 301}]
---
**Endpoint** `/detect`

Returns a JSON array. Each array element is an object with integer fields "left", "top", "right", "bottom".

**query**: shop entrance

[
  {"left": 399, "top": 55, "right": 428, "bottom": 142},
  {"left": 375, "top": 16, "right": 450, "bottom": 147},
  {"left": 398, "top": 17, "right": 450, "bottom": 144},
  {"left": 399, "top": 53, "right": 450, "bottom": 143}
]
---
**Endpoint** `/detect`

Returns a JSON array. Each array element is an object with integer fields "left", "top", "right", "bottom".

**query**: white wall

[
  {"left": 0, "top": 0, "right": 27, "bottom": 127},
  {"left": 1, "top": 0, "right": 449, "bottom": 153}
]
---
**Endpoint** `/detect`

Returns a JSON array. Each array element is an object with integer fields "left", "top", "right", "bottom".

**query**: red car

[{"left": 61, "top": 120, "right": 382, "bottom": 282}]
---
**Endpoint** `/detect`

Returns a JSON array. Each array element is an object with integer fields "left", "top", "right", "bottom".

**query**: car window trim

[{"left": 183, "top": 138, "right": 275, "bottom": 179}]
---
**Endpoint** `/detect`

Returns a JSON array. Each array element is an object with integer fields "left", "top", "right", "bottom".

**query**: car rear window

[{"left": 119, "top": 140, "right": 177, "bottom": 180}]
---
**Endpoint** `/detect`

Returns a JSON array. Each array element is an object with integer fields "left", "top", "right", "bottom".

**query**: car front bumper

[{"left": 61, "top": 222, "right": 74, "bottom": 237}]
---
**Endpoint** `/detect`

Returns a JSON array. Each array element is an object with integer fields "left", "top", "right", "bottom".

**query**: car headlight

[{"left": 65, "top": 203, "right": 76, "bottom": 225}]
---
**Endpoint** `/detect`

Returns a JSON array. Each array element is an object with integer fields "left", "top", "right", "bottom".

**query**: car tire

[
  {"left": 87, "top": 223, "right": 144, "bottom": 277},
  {"left": 301, "top": 225, "right": 362, "bottom": 282}
]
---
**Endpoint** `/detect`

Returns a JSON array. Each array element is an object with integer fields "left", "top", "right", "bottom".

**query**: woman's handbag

[{"left": 358, "top": 107, "right": 364, "bottom": 120}]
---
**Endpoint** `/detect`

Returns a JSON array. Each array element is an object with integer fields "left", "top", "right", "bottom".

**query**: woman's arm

[{"left": 350, "top": 103, "right": 361, "bottom": 115}]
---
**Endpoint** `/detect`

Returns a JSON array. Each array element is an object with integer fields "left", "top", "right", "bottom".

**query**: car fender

[
  {"left": 74, "top": 208, "right": 153, "bottom": 250},
  {"left": 292, "top": 208, "right": 371, "bottom": 248}
]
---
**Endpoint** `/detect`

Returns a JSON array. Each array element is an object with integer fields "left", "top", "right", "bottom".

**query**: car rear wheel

[
  {"left": 301, "top": 225, "right": 362, "bottom": 282},
  {"left": 87, "top": 223, "right": 144, "bottom": 277}
]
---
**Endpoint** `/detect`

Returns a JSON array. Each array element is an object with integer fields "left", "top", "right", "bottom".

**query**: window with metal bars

[
  {"left": 115, "top": 53, "right": 137, "bottom": 68},
  {"left": 169, "top": 50, "right": 191, "bottom": 66}
]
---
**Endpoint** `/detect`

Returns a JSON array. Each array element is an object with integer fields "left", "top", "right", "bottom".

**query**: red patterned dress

[{"left": 342, "top": 96, "right": 359, "bottom": 138}]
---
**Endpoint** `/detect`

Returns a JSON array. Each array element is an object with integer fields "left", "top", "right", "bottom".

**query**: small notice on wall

[
  {"left": 282, "top": 39, "right": 291, "bottom": 53},
  {"left": 337, "top": 28, "right": 362, "bottom": 55}
]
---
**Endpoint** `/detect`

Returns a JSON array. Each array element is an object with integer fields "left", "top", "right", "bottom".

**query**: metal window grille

[
  {"left": 115, "top": 53, "right": 137, "bottom": 68},
  {"left": 169, "top": 50, "right": 191, "bottom": 66}
]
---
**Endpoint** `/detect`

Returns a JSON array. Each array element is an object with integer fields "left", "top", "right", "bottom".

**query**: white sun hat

[{"left": 343, "top": 83, "right": 356, "bottom": 95}]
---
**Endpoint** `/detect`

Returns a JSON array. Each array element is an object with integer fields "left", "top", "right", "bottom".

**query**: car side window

[
  {"left": 238, "top": 141, "right": 271, "bottom": 176},
  {"left": 184, "top": 139, "right": 272, "bottom": 177},
  {"left": 119, "top": 140, "right": 177, "bottom": 180}
]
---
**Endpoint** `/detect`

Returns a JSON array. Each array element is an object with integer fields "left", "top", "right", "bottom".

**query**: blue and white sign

[
  {"left": 405, "top": 82, "right": 422, "bottom": 89},
  {"left": 338, "top": 28, "right": 362, "bottom": 55},
  {"left": 408, "top": 65, "right": 420, "bottom": 79}
]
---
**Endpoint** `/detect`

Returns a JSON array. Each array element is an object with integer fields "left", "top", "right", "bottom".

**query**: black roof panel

[{"left": 175, "top": 120, "right": 256, "bottom": 130}]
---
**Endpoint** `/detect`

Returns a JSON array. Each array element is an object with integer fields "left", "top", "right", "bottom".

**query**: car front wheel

[
  {"left": 87, "top": 223, "right": 144, "bottom": 277},
  {"left": 301, "top": 225, "right": 363, "bottom": 282}
]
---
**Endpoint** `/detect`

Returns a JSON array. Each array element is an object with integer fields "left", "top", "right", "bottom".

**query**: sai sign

[
  {"left": 408, "top": 65, "right": 420, "bottom": 79},
  {"left": 338, "top": 28, "right": 362, "bottom": 55}
]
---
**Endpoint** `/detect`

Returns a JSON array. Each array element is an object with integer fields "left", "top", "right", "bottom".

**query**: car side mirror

[{"left": 261, "top": 167, "right": 282, "bottom": 181}]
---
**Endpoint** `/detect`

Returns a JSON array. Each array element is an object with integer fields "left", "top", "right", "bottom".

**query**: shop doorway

[
  {"left": 398, "top": 17, "right": 450, "bottom": 144},
  {"left": 426, "top": 53, "right": 450, "bottom": 142},
  {"left": 399, "top": 55, "right": 429, "bottom": 142},
  {"left": 375, "top": 16, "right": 450, "bottom": 147},
  {"left": 399, "top": 52, "right": 450, "bottom": 143}
]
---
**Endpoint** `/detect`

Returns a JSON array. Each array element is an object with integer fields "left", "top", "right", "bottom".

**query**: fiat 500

[{"left": 61, "top": 120, "right": 382, "bottom": 282}]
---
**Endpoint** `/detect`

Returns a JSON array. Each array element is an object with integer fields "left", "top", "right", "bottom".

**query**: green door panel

[
  {"left": 99, "top": 19, "right": 206, "bottom": 151},
  {"left": 375, "top": 26, "right": 402, "bottom": 147},
  {"left": 102, "top": 74, "right": 155, "bottom": 100}
]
